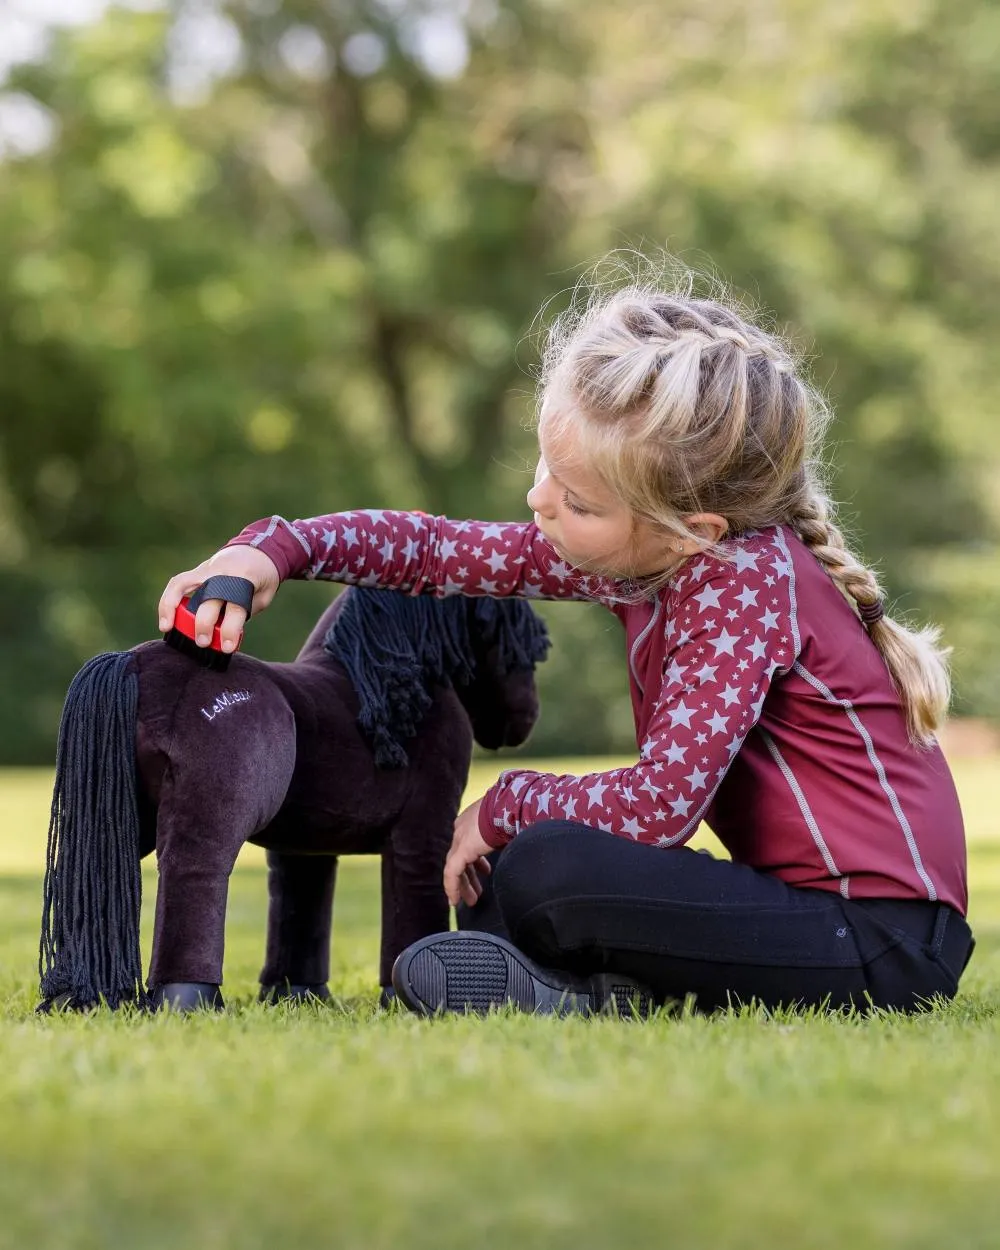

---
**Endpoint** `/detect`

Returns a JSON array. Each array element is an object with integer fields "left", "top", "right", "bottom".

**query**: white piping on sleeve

[
  {"left": 248, "top": 515, "right": 313, "bottom": 560},
  {"left": 773, "top": 525, "right": 801, "bottom": 658}
]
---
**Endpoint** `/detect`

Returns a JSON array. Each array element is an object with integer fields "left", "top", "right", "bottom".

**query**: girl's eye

[{"left": 562, "top": 490, "right": 589, "bottom": 516}]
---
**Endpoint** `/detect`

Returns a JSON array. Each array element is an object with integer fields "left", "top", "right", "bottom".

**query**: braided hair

[{"left": 539, "top": 268, "right": 950, "bottom": 743}]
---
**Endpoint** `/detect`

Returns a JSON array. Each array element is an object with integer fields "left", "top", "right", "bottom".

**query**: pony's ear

[{"left": 471, "top": 598, "right": 551, "bottom": 673}]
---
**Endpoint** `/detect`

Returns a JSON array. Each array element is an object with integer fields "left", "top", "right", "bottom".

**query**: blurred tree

[
  {"left": 0, "top": 0, "right": 997, "bottom": 762},
  {"left": 0, "top": 1, "right": 607, "bottom": 760}
]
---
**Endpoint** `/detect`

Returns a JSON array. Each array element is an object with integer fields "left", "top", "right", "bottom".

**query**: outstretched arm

[
  {"left": 158, "top": 508, "right": 625, "bottom": 656},
  {"left": 225, "top": 509, "right": 626, "bottom": 603},
  {"left": 477, "top": 534, "right": 801, "bottom": 848}
]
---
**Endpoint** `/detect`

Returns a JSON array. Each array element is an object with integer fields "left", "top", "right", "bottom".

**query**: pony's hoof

[
  {"left": 36, "top": 993, "right": 73, "bottom": 1014},
  {"left": 150, "top": 982, "right": 225, "bottom": 1012},
  {"left": 378, "top": 986, "right": 397, "bottom": 1010},
  {"left": 258, "top": 982, "right": 331, "bottom": 1004}
]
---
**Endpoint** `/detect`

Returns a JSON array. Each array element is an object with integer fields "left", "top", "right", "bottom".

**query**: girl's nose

[
  {"left": 527, "top": 480, "right": 554, "bottom": 519},
  {"left": 527, "top": 458, "right": 554, "bottom": 517}
]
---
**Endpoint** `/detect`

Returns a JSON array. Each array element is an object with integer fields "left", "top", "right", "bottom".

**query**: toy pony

[{"left": 38, "top": 586, "right": 549, "bottom": 1011}]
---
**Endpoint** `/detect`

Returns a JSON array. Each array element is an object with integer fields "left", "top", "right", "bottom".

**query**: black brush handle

[{"left": 187, "top": 575, "right": 255, "bottom": 617}]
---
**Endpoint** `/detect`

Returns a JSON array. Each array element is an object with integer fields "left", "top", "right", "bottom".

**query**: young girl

[{"left": 157, "top": 284, "right": 973, "bottom": 1016}]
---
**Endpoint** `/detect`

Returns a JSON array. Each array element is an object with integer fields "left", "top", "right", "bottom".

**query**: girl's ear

[{"left": 679, "top": 513, "right": 728, "bottom": 551}]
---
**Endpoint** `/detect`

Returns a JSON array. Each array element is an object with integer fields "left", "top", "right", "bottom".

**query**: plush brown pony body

[{"left": 39, "top": 587, "right": 549, "bottom": 1012}]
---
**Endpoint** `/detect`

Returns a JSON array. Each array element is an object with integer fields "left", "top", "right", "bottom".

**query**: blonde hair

[{"left": 539, "top": 272, "right": 950, "bottom": 745}]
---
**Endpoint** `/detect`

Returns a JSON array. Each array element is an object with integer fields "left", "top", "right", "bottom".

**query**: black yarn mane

[{"left": 324, "top": 589, "right": 550, "bottom": 768}]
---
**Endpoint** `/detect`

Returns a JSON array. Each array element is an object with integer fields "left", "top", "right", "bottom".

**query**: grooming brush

[{"left": 163, "top": 575, "right": 256, "bottom": 672}]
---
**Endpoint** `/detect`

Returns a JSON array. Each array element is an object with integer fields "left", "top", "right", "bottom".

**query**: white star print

[
  {"left": 621, "top": 816, "right": 644, "bottom": 839},
  {"left": 585, "top": 779, "right": 608, "bottom": 809},
  {"left": 669, "top": 795, "right": 693, "bottom": 817},
  {"left": 706, "top": 710, "right": 729, "bottom": 736},
  {"left": 664, "top": 741, "right": 687, "bottom": 765},
  {"left": 692, "top": 584, "right": 725, "bottom": 612},
  {"left": 719, "top": 683, "right": 741, "bottom": 708},
  {"left": 668, "top": 701, "right": 696, "bottom": 729},
  {"left": 759, "top": 608, "right": 780, "bottom": 632},
  {"left": 709, "top": 628, "right": 740, "bottom": 657},
  {"left": 664, "top": 659, "right": 686, "bottom": 687},
  {"left": 484, "top": 549, "right": 508, "bottom": 575},
  {"left": 685, "top": 766, "right": 709, "bottom": 791},
  {"left": 735, "top": 585, "right": 759, "bottom": 609},
  {"left": 639, "top": 775, "right": 660, "bottom": 800},
  {"left": 731, "top": 548, "right": 760, "bottom": 573},
  {"left": 439, "top": 537, "right": 459, "bottom": 560},
  {"left": 748, "top": 636, "right": 768, "bottom": 661}
]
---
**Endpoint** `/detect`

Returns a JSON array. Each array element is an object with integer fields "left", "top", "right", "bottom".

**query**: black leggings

[{"left": 457, "top": 821, "right": 975, "bottom": 1013}]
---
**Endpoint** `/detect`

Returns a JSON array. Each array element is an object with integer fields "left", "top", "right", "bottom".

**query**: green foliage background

[{"left": 1, "top": 0, "right": 998, "bottom": 762}]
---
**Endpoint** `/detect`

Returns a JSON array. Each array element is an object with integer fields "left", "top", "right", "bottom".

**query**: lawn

[{"left": 1, "top": 757, "right": 999, "bottom": 1250}]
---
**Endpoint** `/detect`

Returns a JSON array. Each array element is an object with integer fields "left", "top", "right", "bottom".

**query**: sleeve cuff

[
  {"left": 224, "top": 526, "right": 309, "bottom": 582},
  {"left": 478, "top": 791, "right": 515, "bottom": 850}
]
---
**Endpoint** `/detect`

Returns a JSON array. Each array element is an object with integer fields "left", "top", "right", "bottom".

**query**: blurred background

[{"left": 0, "top": 0, "right": 998, "bottom": 764}]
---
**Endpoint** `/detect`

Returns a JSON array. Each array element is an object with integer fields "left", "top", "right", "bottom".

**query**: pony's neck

[{"left": 296, "top": 593, "right": 349, "bottom": 663}]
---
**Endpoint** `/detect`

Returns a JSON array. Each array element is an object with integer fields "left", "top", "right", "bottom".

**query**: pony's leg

[
  {"left": 379, "top": 806, "right": 453, "bottom": 994},
  {"left": 148, "top": 796, "right": 250, "bottom": 1010},
  {"left": 378, "top": 700, "right": 470, "bottom": 999},
  {"left": 259, "top": 851, "right": 338, "bottom": 1002},
  {"left": 147, "top": 689, "right": 296, "bottom": 1010}
]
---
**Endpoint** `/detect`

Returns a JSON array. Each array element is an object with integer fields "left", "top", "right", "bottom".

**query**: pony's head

[{"left": 323, "top": 589, "right": 550, "bottom": 767}]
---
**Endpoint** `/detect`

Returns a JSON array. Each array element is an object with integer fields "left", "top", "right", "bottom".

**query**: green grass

[{"left": 2, "top": 759, "right": 999, "bottom": 1250}]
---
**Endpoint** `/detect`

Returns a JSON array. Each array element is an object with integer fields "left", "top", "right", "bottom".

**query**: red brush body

[{"left": 162, "top": 576, "right": 255, "bottom": 671}]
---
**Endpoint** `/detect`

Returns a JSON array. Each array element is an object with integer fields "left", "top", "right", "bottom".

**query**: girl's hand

[
  {"left": 157, "top": 546, "right": 281, "bottom": 652},
  {"left": 444, "top": 797, "right": 494, "bottom": 908}
]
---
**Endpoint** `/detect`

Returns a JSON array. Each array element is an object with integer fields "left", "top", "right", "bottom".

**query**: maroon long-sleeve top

[{"left": 227, "top": 510, "right": 967, "bottom": 914}]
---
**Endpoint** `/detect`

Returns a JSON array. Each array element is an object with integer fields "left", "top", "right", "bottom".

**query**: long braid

[
  {"left": 788, "top": 486, "right": 884, "bottom": 607},
  {"left": 789, "top": 483, "right": 951, "bottom": 744}
]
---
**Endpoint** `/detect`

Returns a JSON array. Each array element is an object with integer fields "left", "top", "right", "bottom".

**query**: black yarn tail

[{"left": 39, "top": 651, "right": 147, "bottom": 1011}]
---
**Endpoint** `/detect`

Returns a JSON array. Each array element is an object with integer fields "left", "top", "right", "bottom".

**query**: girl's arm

[
  {"left": 476, "top": 531, "right": 802, "bottom": 847},
  {"left": 224, "top": 509, "right": 624, "bottom": 603}
]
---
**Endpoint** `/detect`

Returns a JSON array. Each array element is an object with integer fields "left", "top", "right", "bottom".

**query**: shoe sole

[{"left": 391, "top": 930, "right": 655, "bottom": 1017}]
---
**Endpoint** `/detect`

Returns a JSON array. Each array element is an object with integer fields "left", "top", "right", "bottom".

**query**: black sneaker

[{"left": 390, "top": 930, "right": 656, "bottom": 1017}]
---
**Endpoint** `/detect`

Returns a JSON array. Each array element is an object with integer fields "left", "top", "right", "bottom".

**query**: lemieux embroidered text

[{"left": 201, "top": 690, "right": 254, "bottom": 721}]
